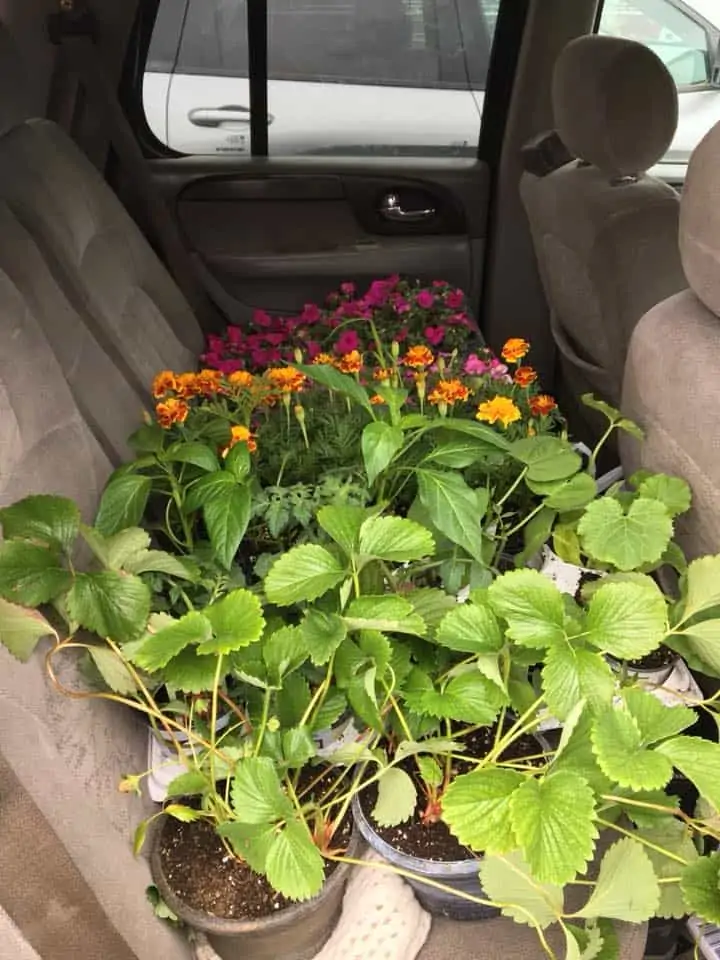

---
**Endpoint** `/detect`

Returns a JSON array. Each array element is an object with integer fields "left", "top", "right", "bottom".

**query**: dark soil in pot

[
  {"left": 607, "top": 645, "right": 677, "bottom": 685},
  {"left": 574, "top": 570, "right": 602, "bottom": 604}
]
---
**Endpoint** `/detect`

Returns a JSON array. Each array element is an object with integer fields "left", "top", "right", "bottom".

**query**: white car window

[{"left": 143, "top": 0, "right": 500, "bottom": 157}]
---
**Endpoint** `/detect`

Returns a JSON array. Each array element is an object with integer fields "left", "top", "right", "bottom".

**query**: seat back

[
  {"left": 520, "top": 35, "right": 687, "bottom": 408},
  {"left": 622, "top": 119, "right": 720, "bottom": 558}
]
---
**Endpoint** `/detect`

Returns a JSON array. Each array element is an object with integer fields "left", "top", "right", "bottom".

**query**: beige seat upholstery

[
  {"left": 622, "top": 120, "right": 720, "bottom": 559},
  {"left": 521, "top": 35, "right": 687, "bottom": 409}
]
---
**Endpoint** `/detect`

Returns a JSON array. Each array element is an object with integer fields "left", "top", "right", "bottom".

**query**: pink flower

[
  {"left": 201, "top": 351, "right": 223, "bottom": 367},
  {"left": 449, "top": 312, "right": 471, "bottom": 327},
  {"left": 432, "top": 279, "right": 448, "bottom": 288},
  {"left": 251, "top": 348, "right": 282, "bottom": 366},
  {"left": 334, "top": 330, "right": 360, "bottom": 354},
  {"left": 424, "top": 325, "right": 446, "bottom": 347},
  {"left": 340, "top": 282, "right": 356, "bottom": 296},
  {"left": 206, "top": 334, "right": 225, "bottom": 353},
  {"left": 394, "top": 327, "right": 409, "bottom": 343},
  {"left": 214, "top": 358, "right": 245, "bottom": 374},
  {"left": 365, "top": 280, "right": 392, "bottom": 308},
  {"left": 464, "top": 354, "right": 491, "bottom": 375},
  {"left": 306, "top": 341, "right": 321, "bottom": 359},
  {"left": 386, "top": 273, "right": 400, "bottom": 286},
  {"left": 226, "top": 326, "right": 243, "bottom": 346},
  {"left": 391, "top": 295, "right": 410, "bottom": 314},
  {"left": 489, "top": 359, "right": 509, "bottom": 380},
  {"left": 300, "top": 303, "right": 321, "bottom": 324},
  {"left": 253, "top": 309, "right": 273, "bottom": 328},
  {"left": 415, "top": 290, "right": 435, "bottom": 310},
  {"left": 446, "top": 290, "right": 464, "bottom": 310},
  {"left": 264, "top": 332, "right": 287, "bottom": 346}
]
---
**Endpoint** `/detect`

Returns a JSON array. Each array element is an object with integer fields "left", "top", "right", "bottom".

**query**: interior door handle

[
  {"left": 380, "top": 192, "right": 436, "bottom": 223},
  {"left": 188, "top": 105, "right": 274, "bottom": 128}
]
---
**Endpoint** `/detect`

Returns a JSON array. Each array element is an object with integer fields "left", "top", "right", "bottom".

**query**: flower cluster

[{"left": 200, "top": 276, "right": 477, "bottom": 374}]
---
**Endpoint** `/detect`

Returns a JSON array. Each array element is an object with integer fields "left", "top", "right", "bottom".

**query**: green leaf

[
  {"left": 358, "top": 515, "right": 434, "bottom": 563},
  {"left": 316, "top": 504, "right": 369, "bottom": 556},
  {"left": 201, "top": 478, "right": 251, "bottom": 571},
  {"left": 166, "top": 771, "right": 210, "bottom": 798},
  {"left": 276, "top": 673, "right": 312, "bottom": 727},
  {"left": 622, "top": 688, "right": 695, "bottom": 745},
  {"left": 479, "top": 851, "right": 564, "bottom": 928},
  {"left": 681, "top": 854, "right": 720, "bottom": 924},
  {"left": 298, "top": 362, "right": 374, "bottom": 414},
  {"left": 576, "top": 839, "right": 660, "bottom": 922},
  {"left": 683, "top": 556, "right": 720, "bottom": 619},
  {"left": 443, "top": 768, "right": 523, "bottom": 854},
  {"left": 640, "top": 820, "right": 699, "bottom": 919},
  {"left": 217, "top": 821, "right": 276, "bottom": 874},
  {"left": 415, "top": 671, "right": 507, "bottom": 724},
  {"left": 123, "top": 549, "right": 198, "bottom": 581},
  {"left": 224, "top": 442, "right": 251, "bottom": 482},
  {"left": 544, "top": 474, "right": 598, "bottom": 512},
  {"left": 129, "top": 422, "right": 164, "bottom": 453},
  {"left": 553, "top": 710, "right": 613, "bottom": 795},
  {"left": 488, "top": 569, "right": 566, "bottom": 647},
  {"left": 0, "top": 598, "right": 57, "bottom": 661},
  {"left": 95, "top": 474, "right": 152, "bottom": 536},
  {"left": 266, "top": 820, "right": 325, "bottom": 901},
  {"left": 424, "top": 438, "right": 498, "bottom": 468},
  {"left": 436, "top": 603, "right": 503, "bottom": 653},
  {"left": 655, "top": 737, "right": 720, "bottom": 811},
  {"left": 310, "top": 689, "right": 347, "bottom": 734},
  {"left": 417, "top": 468, "right": 486, "bottom": 563},
  {"left": 510, "top": 771, "right": 597, "bottom": 884},
  {"left": 422, "top": 417, "right": 510, "bottom": 450},
  {"left": 264, "top": 544, "right": 347, "bottom": 605},
  {"left": 591, "top": 710, "right": 673, "bottom": 791},
  {"left": 586, "top": 581, "right": 667, "bottom": 660},
  {"left": 97, "top": 528, "right": 151, "bottom": 570},
  {"left": 66, "top": 571, "right": 150, "bottom": 643},
  {"left": 200, "top": 589, "right": 265, "bottom": 655},
  {"left": 516, "top": 507, "right": 557, "bottom": 567},
  {"left": 133, "top": 819, "right": 150, "bottom": 856},
  {"left": 132, "top": 611, "right": 212, "bottom": 672},
  {"left": 553, "top": 524, "right": 582, "bottom": 566},
  {"left": 164, "top": 441, "right": 219, "bottom": 473},
  {"left": 406, "top": 588, "right": 458, "bottom": 635},
  {"left": 577, "top": 498, "right": 673, "bottom": 572},
  {"left": 162, "top": 648, "right": 220, "bottom": 694},
  {"left": 372, "top": 768, "right": 417, "bottom": 827},
  {"left": 0, "top": 495, "right": 80, "bottom": 550},
  {"left": 87, "top": 646, "right": 138, "bottom": 695},
  {"left": 165, "top": 804, "right": 204, "bottom": 823},
  {"left": 263, "top": 625, "right": 307, "bottom": 683},
  {"left": 361, "top": 421, "right": 404, "bottom": 486},
  {"left": 681, "top": 618, "right": 720, "bottom": 675},
  {"left": 231, "top": 757, "right": 294, "bottom": 824},
  {"left": 511, "top": 437, "right": 582, "bottom": 483},
  {"left": 301, "top": 609, "right": 347, "bottom": 665},
  {"left": 542, "top": 644, "right": 614, "bottom": 722},
  {"left": 0, "top": 541, "right": 71, "bottom": 606},
  {"left": 282, "top": 727, "right": 316, "bottom": 767},
  {"left": 581, "top": 394, "right": 622, "bottom": 423},
  {"left": 637, "top": 475, "right": 691, "bottom": 518},
  {"left": 344, "top": 596, "right": 426, "bottom": 637}
]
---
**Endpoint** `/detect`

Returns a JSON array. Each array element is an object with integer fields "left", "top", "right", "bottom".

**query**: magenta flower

[
  {"left": 391, "top": 295, "right": 410, "bottom": 314},
  {"left": 206, "top": 334, "right": 226, "bottom": 353},
  {"left": 226, "top": 326, "right": 243, "bottom": 346},
  {"left": 340, "top": 282, "right": 356, "bottom": 296},
  {"left": 464, "top": 354, "right": 491, "bottom": 375},
  {"left": 415, "top": 290, "right": 435, "bottom": 310},
  {"left": 253, "top": 309, "right": 273, "bottom": 328},
  {"left": 489, "top": 359, "right": 509, "bottom": 380},
  {"left": 424, "top": 325, "right": 446, "bottom": 347},
  {"left": 432, "top": 279, "right": 448, "bottom": 288},
  {"left": 334, "top": 329, "right": 361, "bottom": 354},
  {"left": 306, "top": 341, "right": 321, "bottom": 359},
  {"left": 365, "top": 280, "right": 392, "bottom": 308},
  {"left": 449, "top": 312, "right": 471, "bottom": 327},
  {"left": 395, "top": 327, "right": 409, "bottom": 343},
  {"left": 300, "top": 303, "right": 321, "bottom": 324},
  {"left": 264, "top": 332, "right": 287, "bottom": 346},
  {"left": 251, "top": 348, "right": 282, "bottom": 366},
  {"left": 214, "top": 358, "right": 245, "bottom": 374},
  {"left": 446, "top": 290, "right": 464, "bottom": 310}
]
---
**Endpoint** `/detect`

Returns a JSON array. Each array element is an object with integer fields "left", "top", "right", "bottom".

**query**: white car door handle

[{"left": 188, "top": 106, "right": 274, "bottom": 128}]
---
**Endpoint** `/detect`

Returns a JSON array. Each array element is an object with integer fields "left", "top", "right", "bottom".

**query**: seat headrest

[
  {"left": 552, "top": 35, "right": 678, "bottom": 179},
  {"left": 680, "top": 120, "right": 720, "bottom": 317}
]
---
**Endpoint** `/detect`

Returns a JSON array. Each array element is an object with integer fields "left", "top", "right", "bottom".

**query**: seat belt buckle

[{"left": 47, "top": 5, "right": 97, "bottom": 45}]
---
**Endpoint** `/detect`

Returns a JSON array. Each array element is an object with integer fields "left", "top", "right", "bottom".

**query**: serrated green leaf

[
  {"left": 123, "top": 549, "right": 198, "bottom": 581},
  {"left": 479, "top": 850, "right": 564, "bottom": 928},
  {"left": 543, "top": 644, "right": 614, "bottom": 722},
  {"left": 443, "top": 768, "right": 523, "bottom": 853},
  {"left": 637, "top": 475, "right": 691, "bottom": 518},
  {"left": 576, "top": 839, "right": 659, "bottom": 922},
  {"left": 0, "top": 494, "right": 80, "bottom": 550},
  {"left": 415, "top": 671, "right": 507, "bottom": 724},
  {"left": 359, "top": 629, "right": 392, "bottom": 673},
  {"left": 88, "top": 645, "right": 138, "bottom": 695},
  {"left": 581, "top": 394, "right": 622, "bottom": 422},
  {"left": 0, "top": 541, "right": 71, "bottom": 606},
  {"left": 67, "top": 571, "right": 150, "bottom": 643},
  {"left": 591, "top": 710, "right": 673, "bottom": 791},
  {"left": 358, "top": 515, "right": 434, "bottom": 564},
  {"left": 262, "top": 625, "right": 307, "bottom": 683},
  {"left": 553, "top": 710, "right": 612, "bottom": 794},
  {"left": 200, "top": 589, "right": 265, "bottom": 655},
  {"left": 277, "top": 673, "right": 312, "bottom": 727},
  {"left": 553, "top": 524, "right": 583, "bottom": 566},
  {"left": 640, "top": 820, "right": 699, "bottom": 919},
  {"left": 681, "top": 854, "right": 720, "bottom": 924},
  {"left": 132, "top": 611, "right": 212, "bottom": 672},
  {"left": 361, "top": 421, "right": 404, "bottom": 486},
  {"left": 488, "top": 569, "right": 565, "bottom": 647},
  {"left": 200, "top": 478, "right": 251, "bottom": 571},
  {"left": 416, "top": 755, "right": 443, "bottom": 788},
  {"left": 217, "top": 821, "right": 276, "bottom": 874},
  {"left": 655, "top": 737, "right": 720, "bottom": 811},
  {"left": 265, "top": 544, "right": 347, "bottom": 605},
  {"left": 545, "top": 474, "right": 598, "bottom": 512},
  {"left": 510, "top": 770, "right": 597, "bottom": 884},
  {"left": 95, "top": 474, "right": 152, "bottom": 536},
  {"left": 98, "top": 528, "right": 151, "bottom": 571},
  {"left": 0, "top": 598, "right": 57, "bottom": 661},
  {"left": 162, "top": 648, "right": 219, "bottom": 693},
  {"left": 554, "top": 701, "right": 587, "bottom": 765},
  {"left": 511, "top": 437, "right": 582, "bottom": 483},
  {"left": 394, "top": 738, "right": 462, "bottom": 762},
  {"left": 301, "top": 609, "right": 347, "bottom": 665},
  {"left": 476, "top": 654, "right": 507, "bottom": 692},
  {"left": 622, "top": 688, "right": 695, "bottom": 745},
  {"left": 282, "top": 727, "right": 316, "bottom": 767},
  {"left": 344, "top": 595, "right": 426, "bottom": 637},
  {"left": 165, "top": 804, "right": 204, "bottom": 823},
  {"left": 516, "top": 507, "right": 557, "bottom": 567},
  {"left": 417, "top": 468, "right": 486, "bottom": 563},
  {"left": 406, "top": 588, "right": 458, "bottom": 635},
  {"left": 424, "top": 438, "right": 497, "bottom": 468},
  {"left": 166, "top": 771, "right": 210, "bottom": 797},
  {"left": 266, "top": 819, "right": 325, "bottom": 901},
  {"left": 578, "top": 498, "right": 672, "bottom": 572},
  {"left": 298, "top": 362, "right": 374, "bottom": 414},
  {"left": 310, "top": 690, "right": 347, "bottom": 734},
  {"left": 316, "top": 505, "right": 368, "bottom": 556},
  {"left": 680, "top": 619, "right": 720, "bottom": 675},
  {"left": 231, "top": 757, "right": 294, "bottom": 824},
  {"left": 586, "top": 581, "right": 667, "bottom": 660},
  {"left": 164, "top": 441, "right": 219, "bottom": 473},
  {"left": 436, "top": 603, "right": 503, "bottom": 653},
  {"left": 225, "top": 441, "right": 251, "bottom": 482},
  {"left": 372, "top": 767, "right": 417, "bottom": 827},
  {"left": 683, "top": 556, "right": 720, "bottom": 620}
]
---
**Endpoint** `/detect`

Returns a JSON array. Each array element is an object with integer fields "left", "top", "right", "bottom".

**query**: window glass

[{"left": 143, "top": 0, "right": 501, "bottom": 157}]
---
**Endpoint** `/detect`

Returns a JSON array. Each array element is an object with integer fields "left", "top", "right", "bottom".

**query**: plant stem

[
  {"left": 496, "top": 467, "right": 529, "bottom": 509},
  {"left": 594, "top": 817, "right": 689, "bottom": 866},
  {"left": 209, "top": 654, "right": 224, "bottom": 788},
  {"left": 253, "top": 688, "right": 272, "bottom": 758}
]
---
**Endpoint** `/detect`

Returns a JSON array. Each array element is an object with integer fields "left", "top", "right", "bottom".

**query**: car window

[{"left": 143, "top": 0, "right": 500, "bottom": 157}]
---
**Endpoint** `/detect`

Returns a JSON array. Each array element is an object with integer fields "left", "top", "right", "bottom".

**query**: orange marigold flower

[
  {"left": 529, "top": 394, "right": 558, "bottom": 417},
  {"left": 227, "top": 370, "right": 254, "bottom": 390},
  {"left": 156, "top": 397, "right": 190, "bottom": 429},
  {"left": 373, "top": 367, "right": 393, "bottom": 381},
  {"left": 402, "top": 345, "right": 435, "bottom": 369},
  {"left": 175, "top": 372, "right": 199, "bottom": 398},
  {"left": 223, "top": 424, "right": 257, "bottom": 455},
  {"left": 476, "top": 396, "right": 521, "bottom": 429},
  {"left": 370, "top": 394, "right": 386, "bottom": 405},
  {"left": 501, "top": 338, "right": 530, "bottom": 363},
  {"left": 513, "top": 366, "right": 537, "bottom": 387},
  {"left": 337, "top": 350, "right": 363, "bottom": 374},
  {"left": 195, "top": 369, "right": 223, "bottom": 396},
  {"left": 312, "top": 353, "right": 335, "bottom": 366},
  {"left": 152, "top": 370, "right": 178, "bottom": 398},
  {"left": 265, "top": 367, "right": 307, "bottom": 393},
  {"left": 428, "top": 379, "right": 471, "bottom": 406}
]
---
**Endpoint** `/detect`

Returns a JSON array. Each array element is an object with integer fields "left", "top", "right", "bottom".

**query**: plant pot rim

[{"left": 150, "top": 817, "right": 360, "bottom": 935}]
